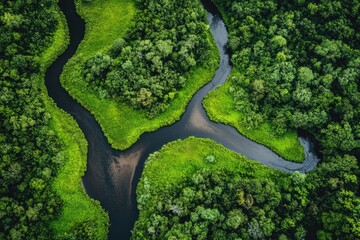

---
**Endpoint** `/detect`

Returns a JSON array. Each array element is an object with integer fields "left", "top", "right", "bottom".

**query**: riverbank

[
  {"left": 60, "top": 0, "right": 219, "bottom": 150},
  {"left": 203, "top": 77, "right": 304, "bottom": 162},
  {"left": 39, "top": 5, "right": 108, "bottom": 238},
  {"left": 202, "top": 0, "right": 304, "bottom": 163}
]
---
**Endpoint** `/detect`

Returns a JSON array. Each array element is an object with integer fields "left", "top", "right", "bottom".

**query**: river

[{"left": 46, "top": 0, "right": 319, "bottom": 239}]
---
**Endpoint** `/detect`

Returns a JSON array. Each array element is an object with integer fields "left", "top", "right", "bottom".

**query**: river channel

[{"left": 46, "top": 0, "right": 319, "bottom": 239}]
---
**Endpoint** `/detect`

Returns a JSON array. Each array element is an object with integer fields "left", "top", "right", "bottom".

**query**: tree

[
  {"left": 136, "top": 88, "right": 154, "bottom": 107},
  {"left": 321, "top": 122, "right": 359, "bottom": 152}
]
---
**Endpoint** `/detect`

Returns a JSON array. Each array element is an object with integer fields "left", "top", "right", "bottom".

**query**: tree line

[{"left": 218, "top": 0, "right": 360, "bottom": 155}]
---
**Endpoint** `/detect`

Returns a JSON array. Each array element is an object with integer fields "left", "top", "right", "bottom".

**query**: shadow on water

[{"left": 46, "top": 0, "right": 319, "bottom": 239}]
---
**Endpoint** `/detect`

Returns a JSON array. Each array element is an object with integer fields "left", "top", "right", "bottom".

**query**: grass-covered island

[{"left": 62, "top": 0, "right": 304, "bottom": 162}]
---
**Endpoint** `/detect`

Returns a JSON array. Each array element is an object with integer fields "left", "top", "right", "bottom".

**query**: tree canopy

[
  {"left": 0, "top": 0, "right": 63, "bottom": 239},
  {"left": 83, "top": 0, "right": 211, "bottom": 117},
  {"left": 211, "top": 0, "right": 360, "bottom": 238}
]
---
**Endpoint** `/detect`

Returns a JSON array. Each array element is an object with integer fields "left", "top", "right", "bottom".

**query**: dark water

[{"left": 46, "top": 0, "right": 319, "bottom": 239}]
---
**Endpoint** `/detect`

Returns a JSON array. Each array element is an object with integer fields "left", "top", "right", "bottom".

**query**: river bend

[{"left": 46, "top": 0, "right": 319, "bottom": 239}]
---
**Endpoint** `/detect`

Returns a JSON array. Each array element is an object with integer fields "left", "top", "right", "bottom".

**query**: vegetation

[
  {"left": 3, "top": 0, "right": 359, "bottom": 239},
  {"left": 212, "top": 0, "right": 360, "bottom": 154},
  {"left": 203, "top": 0, "right": 360, "bottom": 238},
  {"left": 133, "top": 138, "right": 312, "bottom": 239},
  {"left": 0, "top": 1, "right": 62, "bottom": 238},
  {"left": 43, "top": 12, "right": 109, "bottom": 239},
  {"left": 62, "top": 0, "right": 218, "bottom": 149},
  {"left": 84, "top": 0, "right": 211, "bottom": 117},
  {"left": 135, "top": 1, "right": 360, "bottom": 239},
  {"left": 0, "top": 0, "right": 108, "bottom": 239},
  {"left": 204, "top": 79, "right": 304, "bottom": 162},
  {"left": 134, "top": 136, "right": 359, "bottom": 239}
]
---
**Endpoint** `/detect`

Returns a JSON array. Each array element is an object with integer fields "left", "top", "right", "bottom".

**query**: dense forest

[
  {"left": 0, "top": 0, "right": 105, "bottom": 239},
  {"left": 212, "top": 0, "right": 360, "bottom": 237},
  {"left": 83, "top": 0, "right": 211, "bottom": 117},
  {"left": 134, "top": 168, "right": 310, "bottom": 239},
  {"left": 2, "top": 0, "right": 360, "bottom": 239},
  {"left": 134, "top": 0, "right": 360, "bottom": 239},
  {"left": 0, "top": 0, "right": 62, "bottom": 238},
  {"left": 219, "top": 0, "right": 360, "bottom": 154},
  {"left": 134, "top": 140, "right": 359, "bottom": 239}
]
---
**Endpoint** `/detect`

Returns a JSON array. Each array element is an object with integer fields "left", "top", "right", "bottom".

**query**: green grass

[
  {"left": 74, "top": 0, "right": 136, "bottom": 57},
  {"left": 37, "top": 6, "right": 108, "bottom": 238},
  {"left": 138, "top": 137, "right": 286, "bottom": 198},
  {"left": 203, "top": 73, "right": 304, "bottom": 162},
  {"left": 61, "top": 0, "right": 219, "bottom": 150}
]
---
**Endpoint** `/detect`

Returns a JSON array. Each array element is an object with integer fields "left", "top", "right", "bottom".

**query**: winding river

[{"left": 46, "top": 0, "right": 319, "bottom": 239}]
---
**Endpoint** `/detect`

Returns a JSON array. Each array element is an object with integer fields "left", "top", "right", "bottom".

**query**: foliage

[
  {"left": 41, "top": 4, "right": 109, "bottom": 240},
  {"left": 307, "top": 155, "right": 360, "bottom": 239},
  {"left": 133, "top": 138, "right": 310, "bottom": 239},
  {"left": 1, "top": 0, "right": 109, "bottom": 239},
  {"left": 0, "top": 0, "right": 61, "bottom": 238},
  {"left": 210, "top": 0, "right": 360, "bottom": 238},
  {"left": 203, "top": 79, "right": 304, "bottom": 162},
  {"left": 83, "top": 0, "right": 211, "bottom": 117},
  {"left": 135, "top": 1, "right": 360, "bottom": 238},
  {"left": 61, "top": 0, "right": 218, "bottom": 150},
  {"left": 213, "top": 0, "right": 360, "bottom": 155}
]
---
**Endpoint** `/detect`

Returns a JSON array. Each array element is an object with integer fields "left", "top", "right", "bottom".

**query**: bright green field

[
  {"left": 61, "top": 0, "right": 219, "bottom": 150},
  {"left": 38, "top": 6, "right": 108, "bottom": 238},
  {"left": 203, "top": 74, "right": 304, "bottom": 162},
  {"left": 137, "top": 137, "right": 286, "bottom": 205}
]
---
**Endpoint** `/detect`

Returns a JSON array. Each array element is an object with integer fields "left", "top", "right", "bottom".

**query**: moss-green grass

[
  {"left": 61, "top": 0, "right": 219, "bottom": 150},
  {"left": 37, "top": 6, "right": 108, "bottom": 238},
  {"left": 138, "top": 137, "right": 286, "bottom": 201},
  {"left": 203, "top": 74, "right": 304, "bottom": 162}
]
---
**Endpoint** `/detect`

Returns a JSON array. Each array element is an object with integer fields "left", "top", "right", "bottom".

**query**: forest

[
  {"left": 135, "top": 139, "right": 359, "bottom": 239},
  {"left": 133, "top": 138, "right": 312, "bottom": 239},
  {"left": 83, "top": 0, "right": 211, "bottom": 117},
  {"left": 218, "top": 0, "right": 360, "bottom": 156},
  {"left": 210, "top": 0, "right": 360, "bottom": 237},
  {"left": 0, "top": 0, "right": 107, "bottom": 239},
  {"left": 0, "top": 0, "right": 62, "bottom": 238},
  {"left": 1, "top": 0, "right": 359, "bottom": 239},
  {"left": 135, "top": 0, "right": 360, "bottom": 239}
]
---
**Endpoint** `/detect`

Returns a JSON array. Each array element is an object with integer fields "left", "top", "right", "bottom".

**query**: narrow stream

[{"left": 46, "top": 0, "right": 319, "bottom": 239}]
